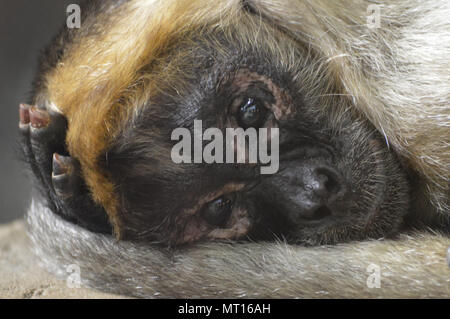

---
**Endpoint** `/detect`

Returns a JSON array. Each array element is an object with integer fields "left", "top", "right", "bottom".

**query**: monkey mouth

[{"left": 275, "top": 133, "right": 410, "bottom": 245}]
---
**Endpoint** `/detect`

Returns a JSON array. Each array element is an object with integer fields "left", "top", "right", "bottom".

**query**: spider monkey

[{"left": 21, "top": 0, "right": 449, "bottom": 297}]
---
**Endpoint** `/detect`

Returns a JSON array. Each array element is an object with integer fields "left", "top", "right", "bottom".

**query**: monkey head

[{"left": 22, "top": 4, "right": 411, "bottom": 248}]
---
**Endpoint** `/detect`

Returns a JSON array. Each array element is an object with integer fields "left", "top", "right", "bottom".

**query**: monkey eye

[
  {"left": 237, "top": 98, "right": 267, "bottom": 129},
  {"left": 201, "top": 195, "right": 234, "bottom": 228}
]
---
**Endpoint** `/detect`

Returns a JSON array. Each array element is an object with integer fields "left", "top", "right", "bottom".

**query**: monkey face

[
  {"left": 21, "top": 4, "right": 416, "bottom": 248},
  {"left": 101, "top": 32, "right": 410, "bottom": 246}
]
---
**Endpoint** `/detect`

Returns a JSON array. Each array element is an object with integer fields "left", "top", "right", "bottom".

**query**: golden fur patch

[{"left": 42, "top": 0, "right": 245, "bottom": 236}]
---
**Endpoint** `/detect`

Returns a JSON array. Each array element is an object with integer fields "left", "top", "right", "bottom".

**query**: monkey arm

[{"left": 28, "top": 197, "right": 450, "bottom": 298}]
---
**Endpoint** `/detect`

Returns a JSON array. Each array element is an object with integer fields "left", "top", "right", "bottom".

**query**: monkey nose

[
  {"left": 296, "top": 166, "right": 346, "bottom": 221},
  {"left": 305, "top": 167, "right": 341, "bottom": 199}
]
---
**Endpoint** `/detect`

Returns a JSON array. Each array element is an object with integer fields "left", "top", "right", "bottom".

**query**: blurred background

[{"left": 0, "top": 1, "right": 80, "bottom": 223}]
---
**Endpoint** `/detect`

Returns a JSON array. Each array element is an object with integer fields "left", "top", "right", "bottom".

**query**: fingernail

[
  {"left": 29, "top": 106, "right": 50, "bottom": 128},
  {"left": 19, "top": 103, "right": 31, "bottom": 125},
  {"left": 52, "top": 153, "right": 72, "bottom": 176}
]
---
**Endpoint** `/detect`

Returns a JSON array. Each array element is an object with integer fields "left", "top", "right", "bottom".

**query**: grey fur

[{"left": 27, "top": 198, "right": 449, "bottom": 298}]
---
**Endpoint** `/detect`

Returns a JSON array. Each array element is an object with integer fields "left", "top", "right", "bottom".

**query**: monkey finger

[
  {"left": 19, "top": 103, "right": 49, "bottom": 188},
  {"left": 52, "top": 153, "right": 83, "bottom": 198},
  {"left": 28, "top": 105, "right": 67, "bottom": 192},
  {"left": 19, "top": 104, "right": 32, "bottom": 157}
]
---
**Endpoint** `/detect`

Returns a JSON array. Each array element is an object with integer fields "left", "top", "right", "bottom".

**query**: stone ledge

[{"left": 0, "top": 220, "right": 124, "bottom": 299}]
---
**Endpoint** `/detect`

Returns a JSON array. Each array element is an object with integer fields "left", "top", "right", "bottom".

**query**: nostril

[
  {"left": 315, "top": 168, "right": 341, "bottom": 196},
  {"left": 297, "top": 205, "right": 332, "bottom": 222},
  {"left": 287, "top": 164, "right": 347, "bottom": 223}
]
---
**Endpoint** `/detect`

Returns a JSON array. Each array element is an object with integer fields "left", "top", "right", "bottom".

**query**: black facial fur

[{"left": 103, "top": 35, "right": 410, "bottom": 246}]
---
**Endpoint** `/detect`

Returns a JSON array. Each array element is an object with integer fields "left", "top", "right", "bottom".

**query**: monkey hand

[{"left": 18, "top": 104, "right": 110, "bottom": 233}]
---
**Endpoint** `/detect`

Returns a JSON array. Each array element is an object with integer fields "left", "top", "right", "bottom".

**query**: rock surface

[{"left": 0, "top": 220, "right": 124, "bottom": 299}]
